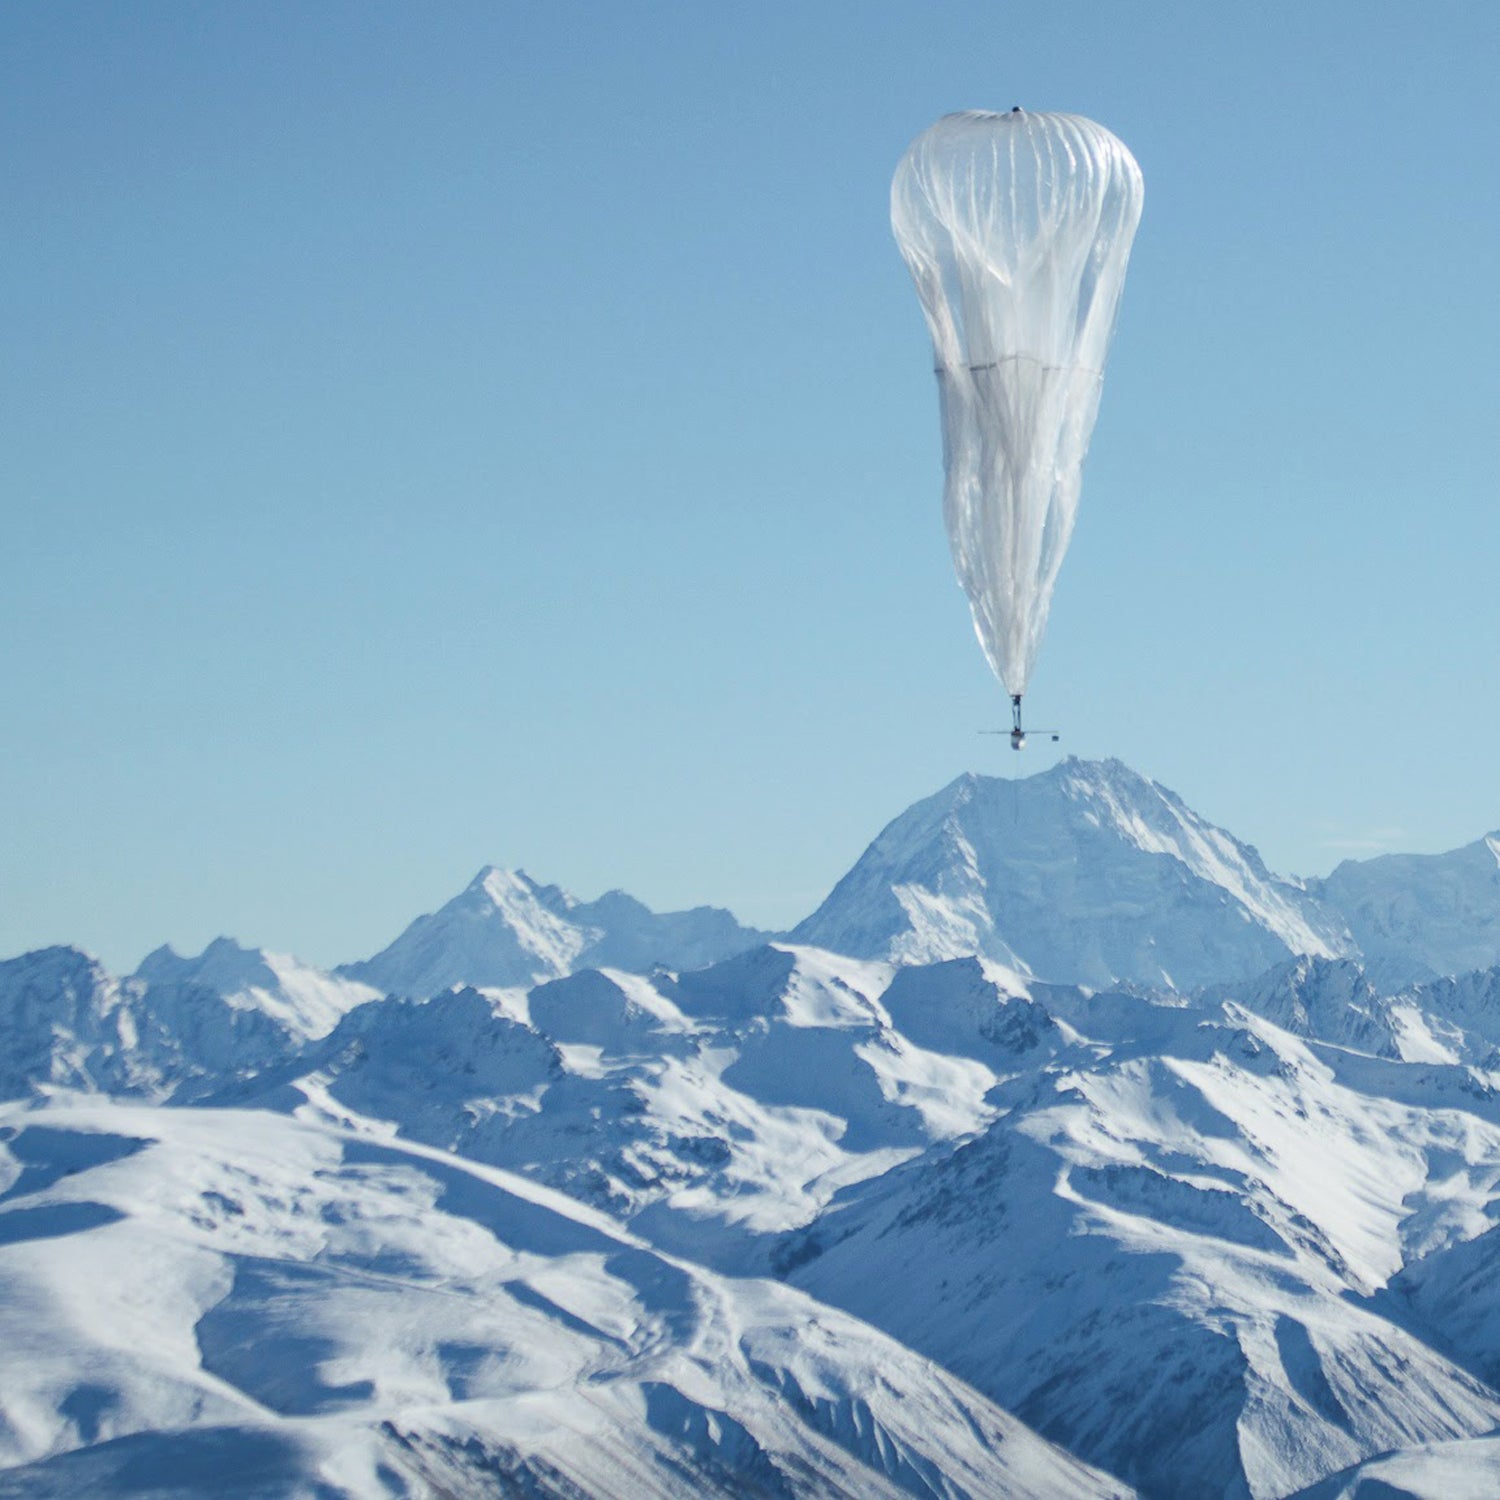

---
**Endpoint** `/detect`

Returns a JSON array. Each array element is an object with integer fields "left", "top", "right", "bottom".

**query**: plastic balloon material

[{"left": 892, "top": 109, "right": 1143, "bottom": 698}]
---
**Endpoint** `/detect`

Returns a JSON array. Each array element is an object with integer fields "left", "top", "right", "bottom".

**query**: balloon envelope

[{"left": 891, "top": 110, "right": 1143, "bottom": 697}]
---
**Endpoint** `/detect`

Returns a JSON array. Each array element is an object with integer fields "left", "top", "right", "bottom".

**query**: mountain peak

[
  {"left": 793, "top": 760, "right": 1353, "bottom": 989},
  {"left": 464, "top": 866, "right": 569, "bottom": 909},
  {"left": 1311, "top": 830, "right": 1500, "bottom": 984},
  {"left": 939, "top": 756, "right": 1156, "bottom": 806},
  {"left": 340, "top": 865, "right": 766, "bottom": 999},
  {"left": 133, "top": 936, "right": 377, "bottom": 1042},
  {"left": 136, "top": 935, "right": 268, "bottom": 989}
]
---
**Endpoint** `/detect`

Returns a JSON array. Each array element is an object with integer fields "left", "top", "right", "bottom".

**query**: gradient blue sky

[{"left": 5, "top": 2, "right": 1498, "bottom": 971}]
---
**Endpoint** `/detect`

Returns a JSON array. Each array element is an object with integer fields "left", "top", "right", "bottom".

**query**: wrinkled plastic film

[{"left": 892, "top": 111, "right": 1143, "bottom": 697}]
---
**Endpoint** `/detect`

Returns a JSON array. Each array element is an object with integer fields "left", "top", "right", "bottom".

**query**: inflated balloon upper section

[
  {"left": 891, "top": 110, "right": 1143, "bottom": 374},
  {"left": 901, "top": 108, "right": 1141, "bottom": 174}
]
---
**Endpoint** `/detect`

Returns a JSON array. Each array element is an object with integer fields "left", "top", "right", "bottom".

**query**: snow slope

[
  {"left": 0, "top": 1098, "right": 1128, "bottom": 1499},
  {"left": 786, "top": 996, "right": 1500, "bottom": 1499},
  {"left": 13, "top": 936, "right": 1500, "bottom": 1493},
  {"left": 271, "top": 947, "right": 1026, "bottom": 1258},
  {"left": 1293, "top": 1439, "right": 1500, "bottom": 1500},
  {"left": 203, "top": 943, "right": 1500, "bottom": 1493},
  {"left": 793, "top": 759, "right": 1354, "bottom": 989}
]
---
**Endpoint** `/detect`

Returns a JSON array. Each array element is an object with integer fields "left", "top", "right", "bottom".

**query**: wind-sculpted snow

[
  {"left": 0, "top": 1100, "right": 1128, "bottom": 1499},
  {"left": 1293, "top": 1438, "right": 1500, "bottom": 1499},
  {"left": 793, "top": 760, "right": 1354, "bottom": 989}
]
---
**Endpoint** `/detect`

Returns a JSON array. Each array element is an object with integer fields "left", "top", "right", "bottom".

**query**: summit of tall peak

[{"left": 793, "top": 759, "right": 1354, "bottom": 989}]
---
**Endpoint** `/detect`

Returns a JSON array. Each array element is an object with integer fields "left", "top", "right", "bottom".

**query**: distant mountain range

[
  {"left": 5, "top": 758, "right": 1500, "bottom": 1497},
  {"left": 1310, "top": 832, "right": 1500, "bottom": 985},
  {"left": 122, "top": 757, "right": 1497, "bottom": 1002},
  {"left": 336, "top": 865, "right": 769, "bottom": 997}
]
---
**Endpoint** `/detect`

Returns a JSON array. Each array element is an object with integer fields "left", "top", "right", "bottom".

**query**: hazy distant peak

[
  {"left": 1312, "top": 830, "right": 1500, "bottom": 985},
  {"left": 132, "top": 935, "right": 377, "bottom": 1043},
  {"left": 341, "top": 864, "right": 765, "bottom": 1000},
  {"left": 138, "top": 935, "right": 267, "bottom": 985},
  {"left": 464, "top": 865, "right": 571, "bottom": 910}
]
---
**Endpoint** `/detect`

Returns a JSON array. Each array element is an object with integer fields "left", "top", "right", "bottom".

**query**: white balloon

[{"left": 892, "top": 109, "right": 1143, "bottom": 698}]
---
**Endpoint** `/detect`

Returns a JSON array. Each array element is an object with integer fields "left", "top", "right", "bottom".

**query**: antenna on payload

[{"left": 980, "top": 695, "right": 1060, "bottom": 752}]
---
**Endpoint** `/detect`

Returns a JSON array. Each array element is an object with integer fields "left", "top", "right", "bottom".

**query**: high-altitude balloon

[{"left": 891, "top": 109, "right": 1143, "bottom": 703}]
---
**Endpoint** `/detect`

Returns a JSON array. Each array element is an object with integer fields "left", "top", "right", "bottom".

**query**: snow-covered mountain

[
  {"left": 793, "top": 759, "right": 1354, "bottom": 989},
  {"left": 16, "top": 940, "right": 1500, "bottom": 1494},
  {"left": 0, "top": 1098, "right": 1126, "bottom": 1499},
  {"left": 784, "top": 991, "right": 1500, "bottom": 1498},
  {"left": 258, "top": 946, "right": 1012, "bottom": 1254},
  {"left": 0, "top": 947, "right": 306, "bottom": 1102},
  {"left": 13, "top": 760, "right": 1500, "bottom": 1495},
  {"left": 1204, "top": 955, "right": 1402, "bottom": 1058},
  {"left": 135, "top": 936, "right": 378, "bottom": 1041},
  {"left": 1311, "top": 833, "right": 1500, "bottom": 986},
  {"left": 338, "top": 866, "right": 766, "bottom": 996}
]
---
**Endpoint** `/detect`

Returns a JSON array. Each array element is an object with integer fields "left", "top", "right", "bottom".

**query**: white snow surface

[
  {"left": 1293, "top": 1436, "right": 1500, "bottom": 1499},
  {"left": 7, "top": 761, "right": 1500, "bottom": 1495},
  {"left": 0, "top": 1097, "right": 1125, "bottom": 1499},
  {"left": 788, "top": 994, "right": 1500, "bottom": 1498}
]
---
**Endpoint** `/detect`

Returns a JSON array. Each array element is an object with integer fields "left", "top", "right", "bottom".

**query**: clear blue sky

[{"left": 5, "top": 1, "right": 1498, "bottom": 971}]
